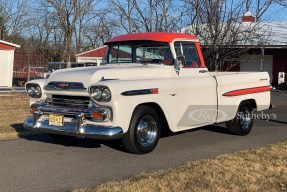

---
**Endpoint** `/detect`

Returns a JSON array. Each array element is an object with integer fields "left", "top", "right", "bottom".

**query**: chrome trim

[
  {"left": 24, "top": 102, "right": 120, "bottom": 139},
  {"left": 136, "top": 115, "right": 157, "bottom": 146},
  {"left": 91, "top": 107, "right": 112, "bottom": 122},
  {"left": 26, "top": 83, "right": 42, "bottom": 98},
  {"left": 23, "top": 115, "right": 123, "bottom": 139},
  {"left": 37, "top": 102, "right": 110, "bottom": 118},
  {"left": 45, "top": 95, "right": 90, "bottom": 109},
  {"left": 76, "top": 114, "right": 84, "bottom": 132},
  {"left": 40, "top": 104, "right": 91, "bottom": 116},
  {"left": 100, "top": 77, "right": 119, "bottom": 81},
  {"left": 44, "top": 81, "right": 87, "bottom": 91},
  {"left": 89, "top": 86, "right": 111, "bottom": 103}
]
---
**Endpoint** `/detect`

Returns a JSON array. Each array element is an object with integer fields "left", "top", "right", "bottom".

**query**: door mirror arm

[
  {"left": 174, "top": 55, "right": 186, "bottom": 75},
  {"left": 174, "top": 59, "right": 180, "bottom": 75}
]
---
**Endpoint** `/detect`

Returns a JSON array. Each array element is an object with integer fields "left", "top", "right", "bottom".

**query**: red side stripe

[
  {"left": 151, "top": 88, "right": 159, "bottom": 94},
  {"left": 223, "top": 86, "right": 271, "bottom": 96}
]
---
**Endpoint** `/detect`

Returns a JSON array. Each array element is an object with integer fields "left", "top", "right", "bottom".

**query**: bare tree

[
  {"left": 44, "top": 0, "right": 80, "bottom": 63},
  {"left": 84, "top": 9, "right": 118, "bottom": 49},
  {"left": 183, "top": 0, "right": 274, "bottom": 71},
  {"left": 0, "top": 0, "right": 30, "bottom": 41},
  {"left": 276, "top": 0, "right": 287, "bottom": 7},
  {"left": 74, "top": 0, "right": 94, "bottom": 53},
  {"left": 107, "top": 0, "right": 187, "bottom": 33},
  {"left": 107, "top": 0, "right": 135, "bottom": 33},
  {"left": 255, "top": 0, "right": 273, "bottom": 21},
  {"left": 133, "top": 0, "right": 185, "bottom": 32}
]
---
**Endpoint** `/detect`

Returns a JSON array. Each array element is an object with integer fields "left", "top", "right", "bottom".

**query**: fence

[{"left": 13, "top": 52, "right": 45, "bottom": 87}]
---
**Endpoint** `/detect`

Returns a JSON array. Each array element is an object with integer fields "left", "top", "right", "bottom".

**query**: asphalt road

[{"left": 0, "top": 91, "right": 287, "bottom": 192}]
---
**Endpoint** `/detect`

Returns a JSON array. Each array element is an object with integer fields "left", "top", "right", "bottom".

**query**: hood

[{"left": 46, "top": 64, "right": 175, "bottom": 87}]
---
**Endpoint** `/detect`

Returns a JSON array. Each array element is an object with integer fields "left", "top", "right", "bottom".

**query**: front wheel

[
  {"left": 122, "top": 106, "right": 161, "bottom": 154},
  {"left": 226, "top": 101, "right": 254, "bottom": 135}
]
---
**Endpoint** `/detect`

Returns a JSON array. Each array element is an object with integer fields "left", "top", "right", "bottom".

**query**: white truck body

[{"left": 24, "top": 32, "right": 271, "bottom": 154}]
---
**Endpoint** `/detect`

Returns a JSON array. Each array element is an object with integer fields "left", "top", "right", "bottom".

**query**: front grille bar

[{"left": 45, "top": 95, "right": 90, "bottom": 108}]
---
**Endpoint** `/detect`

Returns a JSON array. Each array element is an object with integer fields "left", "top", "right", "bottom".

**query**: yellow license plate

[{"left": 49, "top": 114, "right": 63, "bottom": 127}]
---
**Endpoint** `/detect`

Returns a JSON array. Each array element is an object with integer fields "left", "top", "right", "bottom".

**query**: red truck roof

[{"left": 105, "top": 32, "right": 198, "bottom": 44}]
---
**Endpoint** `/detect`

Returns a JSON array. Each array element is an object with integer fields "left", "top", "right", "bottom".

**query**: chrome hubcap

[
  {"left": 240, "top": 108, "right": 251, "bottom": 130},
  {"left": 136, "top": 116, "right": 157, "bottom": 146}
]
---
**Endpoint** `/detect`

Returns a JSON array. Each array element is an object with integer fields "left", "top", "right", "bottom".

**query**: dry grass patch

[
  {"left": 0, "top": 95, "right": 34, "bottom": 140},
  {"left": 74, "top": 141, "right": 287, "bottom": 192}
]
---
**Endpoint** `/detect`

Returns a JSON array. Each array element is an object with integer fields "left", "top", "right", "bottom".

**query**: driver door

[{"left": 174, "top": 41, "right": 218, "bottom": 129}]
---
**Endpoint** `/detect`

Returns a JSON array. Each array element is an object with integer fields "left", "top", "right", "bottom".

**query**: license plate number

[{"left": 49, "top": 114, "right": 63, "bottom": 127}]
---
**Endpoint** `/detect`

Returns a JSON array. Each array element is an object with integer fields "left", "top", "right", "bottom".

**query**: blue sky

[{"left": 267, "top": 3, "right": 287, "bottom": 21}]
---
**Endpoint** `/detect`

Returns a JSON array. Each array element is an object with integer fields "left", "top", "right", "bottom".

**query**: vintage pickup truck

[{"left": 24, "top": 32, "right": 271, "bottom": 154}]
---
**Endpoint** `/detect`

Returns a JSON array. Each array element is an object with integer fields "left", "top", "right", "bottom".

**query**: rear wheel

[
  {"left": 122, "top": 106, "right": 161, "bottom": 154},
  {"left": 279, "top": 83, "right": 287, "bottom": 90},
  {"left": 226, "top": 101, "right": 254, "bottom": 135}
]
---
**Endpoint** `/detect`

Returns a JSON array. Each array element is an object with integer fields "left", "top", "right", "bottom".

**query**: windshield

[{"left": 102, "top": 41, "right": 173, "bottom": 65}]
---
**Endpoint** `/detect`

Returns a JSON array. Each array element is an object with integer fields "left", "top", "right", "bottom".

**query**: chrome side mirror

[
  {"left": 174, "top": 59, "right": 180, "bottom": 75},
  {"left": 177, "top": 55, "right": 186, "bottom": 67},
  {"left": 174, "top": 55, "right": 186, "bottom": 75}
]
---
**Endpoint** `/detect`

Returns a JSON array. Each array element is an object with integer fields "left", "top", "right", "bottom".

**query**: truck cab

[{"left": 23, "top": 32, "right": 271, "bottom": 154}]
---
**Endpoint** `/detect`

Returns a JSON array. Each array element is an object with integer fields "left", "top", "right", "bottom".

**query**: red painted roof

[
  {"left": 76, "top": 46, "right": 108, "bottom": 57},
  {"left": 0, "top": 40, "right": 20, "bottom": 50},
  {"left": 0, "top": 43, "right": 15, "bottom": 50},
  {"left": 105, "top": 32, "right": 198, "bottom": 44}
]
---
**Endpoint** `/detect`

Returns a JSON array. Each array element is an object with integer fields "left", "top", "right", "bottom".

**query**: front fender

[
  {"left": 25, "top": 79, "right": 48, "bottom": 105},
  {"left": 90, "top": 79, "right": 178, "bottom": 133}
]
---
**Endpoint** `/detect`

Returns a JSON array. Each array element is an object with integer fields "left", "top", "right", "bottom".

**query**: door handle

[{"left": 199, "top": 70, "right": 208, "bottom": 73}]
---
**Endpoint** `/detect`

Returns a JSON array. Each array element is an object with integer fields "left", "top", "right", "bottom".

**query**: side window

[
  {"left": 174, "top": 41, "right": 201, "bottom": 68},
  {"left": 109, "top": 45, "right": 132, "bottom": 63},
  {"left": 135, "top": 46, "right": 173, "bottom": 65}
]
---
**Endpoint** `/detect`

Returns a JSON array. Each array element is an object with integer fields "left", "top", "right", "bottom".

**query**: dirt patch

[{"left": 0, "top": 95, "right": 35, "bottom": 140}]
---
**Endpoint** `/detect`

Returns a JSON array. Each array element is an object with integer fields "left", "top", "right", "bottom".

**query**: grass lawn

[
  {"left": 0, "top": 95, "right": 32, "bottom": 140},
  {"left": 74, "top": 141, "right": 287, "bottom": 192}
]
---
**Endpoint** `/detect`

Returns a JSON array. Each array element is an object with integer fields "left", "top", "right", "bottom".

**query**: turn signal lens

[
  {"left": 30, "top": 104, "right": 39, "bottom": 112},
  {"left": 90, "top": 108, "right": 111, "bottom": 122},
  {"left": 91, "top": 111, "right": 104, "bottom": 120}
]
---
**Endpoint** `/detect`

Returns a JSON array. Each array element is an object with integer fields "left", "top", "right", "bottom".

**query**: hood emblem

[
  {"left": 44, "top": 81, "right": 87, "bottom": 91},
  {"left": 57, "top": 83, "right": 70, "bottom": 89}
]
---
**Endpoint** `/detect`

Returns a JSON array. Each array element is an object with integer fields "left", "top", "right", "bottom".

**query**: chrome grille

[{"left": 46, "top": 95, "right": 90, "bottom": 108}]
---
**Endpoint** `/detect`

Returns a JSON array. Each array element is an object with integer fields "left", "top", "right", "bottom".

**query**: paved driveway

[{"left": 0, "top": 91, "right": 286, "bottom": 192}]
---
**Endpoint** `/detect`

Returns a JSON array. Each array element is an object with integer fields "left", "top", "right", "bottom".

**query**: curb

[
  {"left": 271, "top": 90, "right": 286, "bottom": 93},
  {"left": 0, "top": 89, "right": 26, "bottom": 96}
]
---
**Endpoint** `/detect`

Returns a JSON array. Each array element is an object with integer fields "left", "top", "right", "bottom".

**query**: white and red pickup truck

[{"left": 24, "top": 32, "right": 271, "bottom": 154}]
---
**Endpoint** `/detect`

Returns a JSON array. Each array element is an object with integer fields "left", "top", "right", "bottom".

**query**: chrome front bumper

[{"left": 23, "top": 111, "right": 123, "bottom": 139}]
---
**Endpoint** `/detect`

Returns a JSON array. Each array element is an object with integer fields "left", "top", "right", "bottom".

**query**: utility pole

[
  {"left": 260, "top": 48, "right": 265, "bottom": 71},
  {"left": 27, "top": 53, "right": 31, "bottom": 81}
]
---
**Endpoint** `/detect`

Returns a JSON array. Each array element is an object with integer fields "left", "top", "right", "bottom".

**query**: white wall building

[{"left": 0, "top": 40, "right": 20, "bottom": 87}]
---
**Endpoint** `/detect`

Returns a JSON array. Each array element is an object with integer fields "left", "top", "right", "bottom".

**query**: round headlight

[
  {"left": 26, "top": 84, "right": 42, "bottom": 98},
  {"left": 102, "top": 88, "right": 111, "bottom": 102},
  {"left": 35, "top": 86, "right": 42, "bottom": 97},
  {"left": 90, "top": 86, "right": 111, "bottom": 102},
  {"left": 27, "top": 87, "right": 35, "bottom": 97},
  {"left": 92, "top": 88, "right": 102, "bottom": 101}
]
